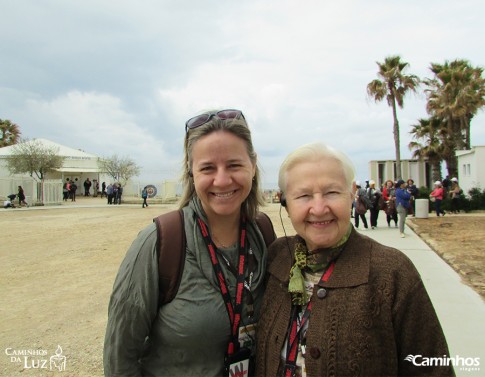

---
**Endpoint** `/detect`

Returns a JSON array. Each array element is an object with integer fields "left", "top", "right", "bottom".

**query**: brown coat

[{"left": 256, "top": 228, "right": 454, "bottom": 377}]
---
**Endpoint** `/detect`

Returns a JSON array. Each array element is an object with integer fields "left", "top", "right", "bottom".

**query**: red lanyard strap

[
  {"left": 196, "top": 216, "right": 249, "bottom": 356},
  {"left": 216, "top": 247, "right": 256, "bottom": 318},
  {"left": 283, "top": 261, "right": 335, "bottom": 377}
]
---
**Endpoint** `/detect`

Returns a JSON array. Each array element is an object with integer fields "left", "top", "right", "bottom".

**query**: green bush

[{"left": 417, "top": 186, "right": 485, "bottom": 213}]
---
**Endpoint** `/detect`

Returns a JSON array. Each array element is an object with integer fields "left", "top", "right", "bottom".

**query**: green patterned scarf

[{"left": 288, "top": 224, "right": 352, "bottom": 305}]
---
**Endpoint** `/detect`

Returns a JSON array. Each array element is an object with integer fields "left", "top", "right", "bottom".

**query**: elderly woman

[{"left": 256, "top": 142, "right": 453, "bottom": 377}]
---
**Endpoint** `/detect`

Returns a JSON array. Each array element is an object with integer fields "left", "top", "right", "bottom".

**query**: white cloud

[{"left": 1, "top": 0, "right": 484, "bottom": 187}]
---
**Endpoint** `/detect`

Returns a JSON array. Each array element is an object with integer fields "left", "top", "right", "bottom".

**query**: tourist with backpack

[
  {"left": 141, "top": 186, "right": 149, "bottom": 208},
  {"left": 104, "top": 109, "right": 275, "bottom": 377}
]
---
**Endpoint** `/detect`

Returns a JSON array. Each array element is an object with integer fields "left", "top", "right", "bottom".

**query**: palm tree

[
  {"left": 408, "top": 117, "right": 445, "bottom": 182},
  {"left": 424, "top": 60, "right": 485, "bottom": 176},
  {"left": 367, "top": 55, "right": 420, "bottom": 179},
  {"left": 0, "top": 119, "right": 21, "bottom": 147}
]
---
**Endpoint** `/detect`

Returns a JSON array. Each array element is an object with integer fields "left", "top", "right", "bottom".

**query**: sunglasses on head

[{"left": 185, "top": 109, "right": 246, "bottom": 132}]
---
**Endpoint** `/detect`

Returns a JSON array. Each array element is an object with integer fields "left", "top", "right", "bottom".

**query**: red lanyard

[
  {"left": 283, "top": 261, "right": 335, "bottom": 377},
  {"left": 196, "top": 216, "right": 248, "bottom": 356}
]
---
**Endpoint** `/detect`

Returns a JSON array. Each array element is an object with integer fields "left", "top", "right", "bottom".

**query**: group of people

[
  {"left": 103, "top": 109, "right": 454, "bottom": 377},
  {"left": 63, "top": 178, "right": 79, "bottom": 201},
  {"left": 3, "top": 186, "right": 28, "bottom": 209},
  {"left": 354, "top": 175, "right": 462, "bottom": 237},
  {"left": 106, "top": 182, "right": 123, "bottom": 205},
  {"left": 429, "top": 178, "right": 462, "bottom": 216}
]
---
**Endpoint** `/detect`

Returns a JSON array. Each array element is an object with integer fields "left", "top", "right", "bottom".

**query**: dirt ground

[
  {"left": 407, "top": 214, "right": 485, "bottom": 300},
  {"left": 0, "top": 199, "right": 484, "bottom": 376}
]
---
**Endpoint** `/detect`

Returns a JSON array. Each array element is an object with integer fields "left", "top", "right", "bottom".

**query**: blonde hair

[
  {"left": 179, "top": 113, "right": 264, "bottom": 220},
  {"left": 278, "top": 142, "right": 355, "bottom": 194}
]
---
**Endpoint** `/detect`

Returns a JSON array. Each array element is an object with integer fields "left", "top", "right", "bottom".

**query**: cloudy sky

[{"left": 1, "top": 0, "right": 484, "bottom": 188}]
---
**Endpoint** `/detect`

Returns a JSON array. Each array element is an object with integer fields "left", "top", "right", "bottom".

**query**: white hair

[{"left": 278, "top": 142, "right": 356, "bottom": 193}]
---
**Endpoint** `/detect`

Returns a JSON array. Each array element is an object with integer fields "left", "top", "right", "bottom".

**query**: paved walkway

[{"left": 357, "top": 213, "right": 484, "bottom": 376}]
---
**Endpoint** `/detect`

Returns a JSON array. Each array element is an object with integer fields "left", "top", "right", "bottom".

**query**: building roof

[{"left": 0, "top": 138, "right": 99, "bottom": 159}]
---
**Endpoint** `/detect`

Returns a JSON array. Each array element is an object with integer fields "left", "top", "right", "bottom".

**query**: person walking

[
  {"left": 104, "top": 109, "right": 272, "bottom": 377},
  {"left": 430, "top": 181, "right": 446, "bottom": 217},
  {"left": 366, "top": 180, "right": 381, "bottom": 229},
  {"left": 382, "top": 179, "right": 398, "bottom": 227},
  {"left": 141, "top": 186, "right": 149, "bottom": 208},
  {"left": 17, "top": 186, "right": 28, "bottom": 207},
  {"left": 395, "top": 179, "right": 411, "bottom": 238},
  {"left": 354, "top": 181, "right": 369, "bottom": 230}
]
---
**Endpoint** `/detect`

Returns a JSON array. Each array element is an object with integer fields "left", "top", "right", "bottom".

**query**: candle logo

[{"left": 49, "top": 345, "right": 67, "bottom": 371}]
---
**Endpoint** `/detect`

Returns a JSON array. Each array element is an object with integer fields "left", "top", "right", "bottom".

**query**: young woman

[{"left": 104, "top": 109, "right": 272, "bottom": 376}]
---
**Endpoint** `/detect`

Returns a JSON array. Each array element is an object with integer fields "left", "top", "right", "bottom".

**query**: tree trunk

[
  {"left": 444, "top": 156, "right": 458, "bottom": 178},
  {"left": 391, "top": 96, "right": 402, "bottom": 179},
  {"left": 431, "top": 161, "right": 441, "bottom": 182}
]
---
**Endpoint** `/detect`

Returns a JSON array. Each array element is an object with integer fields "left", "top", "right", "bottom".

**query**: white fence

[{"left": 0, "top": 177, "right": 63, "bottom": 205}]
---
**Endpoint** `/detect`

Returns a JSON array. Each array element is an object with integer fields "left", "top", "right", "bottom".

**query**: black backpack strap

[
  {"left": 255, "top": 211, "right": 276, "bottom": 247},
  {"left": 153, "top": 210, "right": 186, "bottom": 305}
]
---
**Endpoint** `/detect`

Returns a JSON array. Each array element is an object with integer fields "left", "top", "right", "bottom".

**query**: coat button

[
  {"left": 309, "top": 347, "right": 321, "bottom": 359},
  {"left": 317, "top": 288, "right": 327, "bottom": 299}
]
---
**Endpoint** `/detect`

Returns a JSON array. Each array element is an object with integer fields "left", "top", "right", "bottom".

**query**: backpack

[{"left": 153, "top": 210, "right": 276, "bottom": 305}]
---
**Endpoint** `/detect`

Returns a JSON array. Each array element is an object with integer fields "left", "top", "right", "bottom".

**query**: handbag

[
  {"left": 429, "top": 195, "right": 436, "bottom": 202},
  {"left": 378, "top": 195, "right": 386, "bottom": 210},
  {"left": 355, "top": 197, "right": 367, "bottom": 215}
]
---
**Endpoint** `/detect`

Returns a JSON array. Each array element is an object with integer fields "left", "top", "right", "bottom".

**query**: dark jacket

[{"left": 256, "top": 228, "right": 454, "bottom": 377}]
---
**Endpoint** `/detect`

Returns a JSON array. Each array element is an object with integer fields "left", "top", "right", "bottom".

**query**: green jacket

[
  {"left": 104, "top": 199, "right": 267, "bottom": 376},
  {"left": 256, "top": 228, "right": 454, "bottom": 377}
]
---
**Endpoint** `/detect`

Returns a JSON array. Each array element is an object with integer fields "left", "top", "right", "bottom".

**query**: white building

[
  {"left": 0, "top": 139, "right": 105, "bottom": 204},
  {"left": 0, "top": 138, "right": 177, "bottom": 204},
  {"left": 368, "top": 158, "right": 431, "bottom": 189},
  {"left": 455, "top": 146, "right": 485, "bottom": 195}
]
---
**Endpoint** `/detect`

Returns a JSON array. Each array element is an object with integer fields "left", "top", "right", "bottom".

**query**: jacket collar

[{"left": 268, "top": 227, "right": 371, "bottom": 288}]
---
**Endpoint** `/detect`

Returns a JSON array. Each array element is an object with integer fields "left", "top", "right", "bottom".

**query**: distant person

[
  {"left": 17, "top": 186, "right": 28, "bottom": 207},
  {"left": 70, "top": 180, "right": 78, "bottom": 202},
  {"left": 84, "top": 178, "right": 92, "bottom": 196},
  {"left": 112, "top": 184, "right": 119, "bottom": 204},
  {"left": 114, "top": 184, "right": 123, "bottom": 204},
  {"left": 395, "top": 179, "right": 411, "bottom": 238},
  {"left": 106, "top": 183, "right": 114, "bottom": 204},
  {"left": 101, "top": 182, "right": 107, "bottom": 198},
  {"left": 141, "top": 186, "right": 149, "bottom": 208},
  {"left": 63, "top": 179, "right": 70, "bottom": 201},
  {"left": 449, "top": 177, "right": 461, "bottom": 214},
  {"left": 4, "top": 194, "right": 17, "bottom": 208},
  {"left": 93, "top": 179, "right": 99, "bottom": 197},
  {"left": 366, "top": 180, "right": 381, "bottom": 229},
  {"left": 430, "top": 181, "right": 445, "bottom": 217},
  {"left": 406, "top": 178, "right": 419, "bottom": 216},
  {"left": 442, "top": 175, "right": 451, "bottom": 196},
  {"left": 354, "top": 181, "right": 369, "bottom": 230},
  {"left": 382, "top": 179, "right": 398, "bottom": 227}
]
